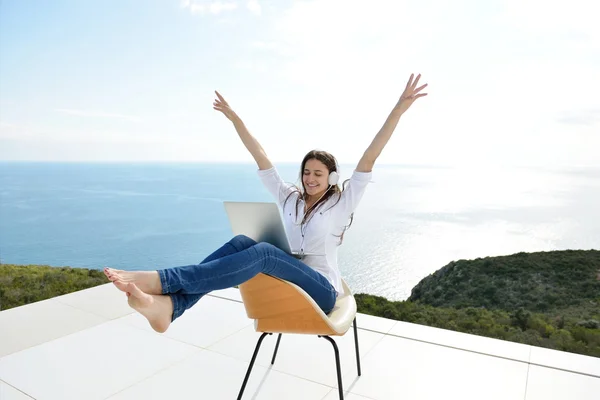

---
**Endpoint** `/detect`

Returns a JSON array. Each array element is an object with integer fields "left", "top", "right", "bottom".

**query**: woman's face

[{"left": 302, "top": 158, "right": 330, "bottom": 199}]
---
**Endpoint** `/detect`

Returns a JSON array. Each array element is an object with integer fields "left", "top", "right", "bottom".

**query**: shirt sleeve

[
  {"left": 332, "top": 170, "right": 372, "bottom": 223},
  {"left": 257, "top": 167, "right": 297, "bottom": 207}
]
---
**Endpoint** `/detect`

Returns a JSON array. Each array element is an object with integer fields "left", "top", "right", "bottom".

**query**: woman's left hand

[{"left": 394, "top": 73, "right": 428, "bottom": 114}]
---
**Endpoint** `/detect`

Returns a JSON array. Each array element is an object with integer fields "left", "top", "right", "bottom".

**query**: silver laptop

[{"left": 223, "top": 201, "right": 319, "bottom": 258}]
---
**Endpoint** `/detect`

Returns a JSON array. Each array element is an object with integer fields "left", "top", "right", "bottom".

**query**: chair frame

[{"left": 237, "top": 317, "right": 361, "bottom": 400}]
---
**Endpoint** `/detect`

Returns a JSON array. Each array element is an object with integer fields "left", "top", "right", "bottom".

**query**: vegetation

[
  {"left": 2, "top": 250, "right": 599, "bottom": 358},
  {"left": 408, "top": 250, "right": 600, "bottom": 314},
  {"left": 0, "top": 264, "right": 107, "bottom": 311},
  {"left": 356, "top": 293, "right": 600, "bottom": 358},
  {"left": 357, "top": 249, "right": 600, "bottom": 358}
]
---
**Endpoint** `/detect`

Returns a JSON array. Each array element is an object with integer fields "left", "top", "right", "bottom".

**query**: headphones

[{"left": 328, "top": 159, "right": 340, "bottom": 186}]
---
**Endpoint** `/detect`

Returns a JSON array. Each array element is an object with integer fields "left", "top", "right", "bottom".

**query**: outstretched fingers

[
  {"left": 411, "top": 73, "right": 421, "bottom": 90},
  {"left": 404, "top": 73, "right": 428, "bottom": 96},
  {"left": 214, "top": 90, "right": 232, "bottom": 113},
  {"left": 213, "top": 99, "right": 225, "bottom": 111},
  {"left": 396, "top": 73, "right": 429, "bottom": 111},
  {"left": 414, "top": 83, "right": 428, "bottom": 94},
  {"left": 405, "top": 73, "right": 414, "bottom": 89},
  {"left": 214, "top": 90, "right": 228, "bottom": 105}
]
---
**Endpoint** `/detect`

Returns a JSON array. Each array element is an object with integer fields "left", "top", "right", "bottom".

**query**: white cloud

[
  {"left": 0, "top": 121, "right": 31, "bottom": 140},
  {"left": 557, "top": 109, "right": 600, "bottom": 126},
  {"left": 0, "top": 121, "right": 18, "bottom": 129},
  {"left": 233, "top": 59, "right": 268, "bottom": 73},
  {"left": 237, "top": 0, "right": 600, "bottom": 167},
  {"left": 55, "top": 108, "right": 143, "bottom": 122},
  {"left": 209, "top": 1, "right": 237, "bottom": 14},
  {"left": 181, "top": 0, "right": 237, "bottom": 15},
  {"left": 250, "top": 41, "right": 278, "bottom": 50},
  {"left": 246, "top": 0, "right": 261, "bottom": 16},
  {"left": 0, "top": 120, "right": 249, "bottom": 161},
  {"left": 1, "top": 123, "right": 174, "bottom": 145},
  {"left": 502, "top": 0, "right": 599, "bottom": 43},
  {"left": 3, "top": 0, "right": 598, "bottom": 165}
]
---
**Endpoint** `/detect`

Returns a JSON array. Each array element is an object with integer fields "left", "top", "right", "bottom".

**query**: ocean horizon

[{"left": 1, "top": 161, "right": 599, "bottom": 301}]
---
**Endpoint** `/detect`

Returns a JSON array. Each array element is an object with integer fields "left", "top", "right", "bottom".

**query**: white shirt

[{"left": 257, "top": 166, "right": 372, "bottom": 294}]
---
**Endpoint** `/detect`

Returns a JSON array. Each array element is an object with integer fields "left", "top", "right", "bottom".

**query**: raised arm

[
  {"left": 213, "top": 91, "right": 273, "bottom": 171},
  {"left": 356, "top": 73, "right": 428, "bottom": 172}
]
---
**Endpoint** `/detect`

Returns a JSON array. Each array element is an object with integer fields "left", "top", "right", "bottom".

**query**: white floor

[{"left": 0, "top": 284, "right": 598, "bottom": 400}]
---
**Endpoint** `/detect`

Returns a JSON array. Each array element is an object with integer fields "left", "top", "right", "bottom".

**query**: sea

[{"left": 1, "top": 162, "right": 599, "bottom": 301}]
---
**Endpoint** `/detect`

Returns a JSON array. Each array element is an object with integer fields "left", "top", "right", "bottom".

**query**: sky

[{"left": 0, "top": 0, "right": 598, "bottom": 167}]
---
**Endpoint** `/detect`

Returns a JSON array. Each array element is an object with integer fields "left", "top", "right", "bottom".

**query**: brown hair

[{"left": 283, "top": 150, "right": 354, "bottom": 244}]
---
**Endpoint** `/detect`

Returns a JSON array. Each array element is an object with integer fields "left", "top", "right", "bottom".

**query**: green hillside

[
  {"left": 408, "top": 250, "right": 600, "bottom": 314},
  {"left": 356, "top": 250, "right": 600, "bottom": 358},
  {"left": 0, "top": 264, "right": 107, "bottom": 311}
]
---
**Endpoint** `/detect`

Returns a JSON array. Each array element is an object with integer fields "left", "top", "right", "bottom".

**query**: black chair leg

[
  {"left": 271, "top": 333, "right": 282, "bottom": 365},
  {"left": 319, "top": 335, "right": 344, "bottom": 400},
  {"left": 353, "top": 317, "right": 361, "bottom": 376},
  {"left": 238, "top": 332, "right": 271, "bottom": 400}
]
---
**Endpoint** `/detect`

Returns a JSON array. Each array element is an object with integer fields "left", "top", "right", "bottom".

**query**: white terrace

[{"left": 1, "top": 283, "right": 598, "bottom": 399}]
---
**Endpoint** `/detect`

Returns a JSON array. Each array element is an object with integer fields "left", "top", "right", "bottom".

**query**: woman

[{"left": 104, "top": 73, "right": 428, "bottom": 333}]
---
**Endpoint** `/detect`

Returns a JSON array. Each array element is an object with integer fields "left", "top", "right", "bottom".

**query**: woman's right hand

[
  {"left": 213, "top": 90, "right": 273, "bottom": 170},
  {"left": 213, "top": 91, "right": 238, "bottom": 121}
]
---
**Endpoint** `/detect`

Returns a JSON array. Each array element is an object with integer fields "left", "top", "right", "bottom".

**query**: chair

[{"left": 237, "top": 273, "right": 361, "bottom": 400}]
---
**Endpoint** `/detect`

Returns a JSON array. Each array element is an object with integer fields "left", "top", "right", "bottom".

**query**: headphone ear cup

[{"left": 328, "top": 171, "right": 339, "bottom": 186}]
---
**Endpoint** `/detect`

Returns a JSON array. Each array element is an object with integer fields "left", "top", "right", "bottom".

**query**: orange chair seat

[{"left": 239, "top": 273, "right": 357, "bottom": 335}]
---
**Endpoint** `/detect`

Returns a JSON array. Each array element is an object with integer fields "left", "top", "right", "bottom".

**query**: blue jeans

[{"left": 157, "top": 235, "right": 338, "bottom": 321}]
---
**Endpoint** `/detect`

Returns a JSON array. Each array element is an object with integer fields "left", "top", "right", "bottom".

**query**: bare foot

[
  {"left": 113, "top": 280, "right": 173, "bottom": 333},
  {"left": 104, "top": 268, "right": 162, "bottom": 295}
]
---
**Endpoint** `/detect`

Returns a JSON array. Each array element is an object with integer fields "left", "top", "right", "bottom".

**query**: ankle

[{"left": 153, "top": 271, "right": 163, "bottom": 293}]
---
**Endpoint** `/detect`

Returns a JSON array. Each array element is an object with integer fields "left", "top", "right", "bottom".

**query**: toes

[
  {"left": 113, "top": 280, "right": 129, "bottom": 293},
  {"left": 105, "top": 268, "right": 120, "bottom": 282},
  {"left": 128, "top": 282, "right": 145, "bottom": 298}
]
